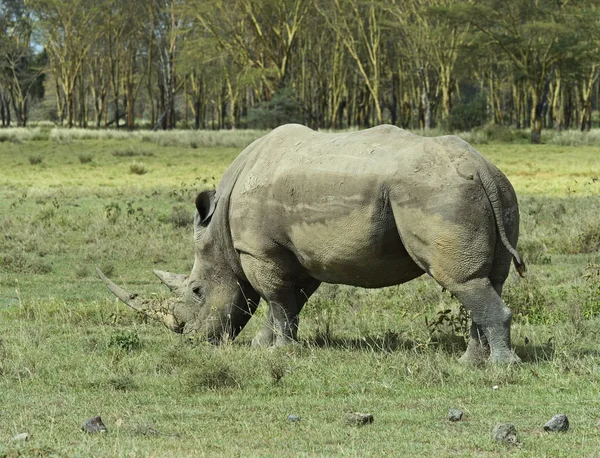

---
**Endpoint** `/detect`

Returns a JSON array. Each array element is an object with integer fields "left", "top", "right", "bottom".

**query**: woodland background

[{"left": 1, "top": 0, "right": 600, "bottom": 143}]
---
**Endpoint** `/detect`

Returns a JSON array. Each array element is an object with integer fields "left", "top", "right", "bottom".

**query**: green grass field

[{"left": 1, "top": 129, "right": 600, "bottom": 456}]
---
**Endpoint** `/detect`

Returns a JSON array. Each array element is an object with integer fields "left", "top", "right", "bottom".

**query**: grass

[{"left": 0, "top": 128, "right": 599, "bottom": 455}]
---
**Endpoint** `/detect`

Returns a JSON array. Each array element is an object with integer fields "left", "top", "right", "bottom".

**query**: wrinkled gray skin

[{"left": 98, "top": 124, "right": 525, "bottom": 364}]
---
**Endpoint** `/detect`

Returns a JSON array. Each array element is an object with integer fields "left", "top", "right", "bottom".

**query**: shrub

[
  {"left": 28, "top": 155, "right": 42, "bottom": 165},
  {"left": 113, "top": 146, "right": 154, "bottom": 157},
  {"left": 104, "top": 202, "right": 121, "bottom": 223},
  {"left": 168, "top": 205, "right": 193, "bottom": 228},
  {"left": 517, "top": 238, "right": 551, "bottom": 265},
  {"left": 447, "top": 93, "right": 488, "bottom": 132},
  {"left": 109, "top": 330, "right": 141, "bottom": 353},
  {"left": 575, "top": 223, "right": 600, "bottom": 254},
  {"left": 246, "top": 87, "right": 302, "bottom": 129},
  {"left": 582, "top": 264, "right": 600, "bottom": 318},
  {"left": 185, "top": 354, "right": 240, "bottom": 391},
  {"left": 504, "top": 275, "right": 558, "bottom": 325},
  {"left": 129, "top": 161, "right": 148, "bottom": 175},
  {"left": 78, "top": 153, "right": 93, "bottom": 164},
  {"left": 74, "top": 265, "right": 89, "bottom": 279}
]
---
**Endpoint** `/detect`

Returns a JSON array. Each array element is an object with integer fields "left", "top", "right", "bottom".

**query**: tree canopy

[{"left": 1, "top": 0, "right": 599, "bottom": 142}]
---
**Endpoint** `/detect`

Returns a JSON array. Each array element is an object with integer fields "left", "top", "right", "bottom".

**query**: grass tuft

[
  {"left": 113, "top": 145, "right": 154, "bottom": 157},
  {"left": 78, "top": 153, "right": 93, "bottom": 164},
  {"left": 109, "top": 330, "right": 142, "bottom": 353},
  {"left": 28, "top": 155, "right": 42, "bottom": 165},
  {"left": 185, "top": 351, "right": 241, "bottom": 391},
  {"left": 167, "top": 205, "right": 193, "bottom": 228},
  {"left": 129, "top": 161, "right": 148, "bottom": 175}
]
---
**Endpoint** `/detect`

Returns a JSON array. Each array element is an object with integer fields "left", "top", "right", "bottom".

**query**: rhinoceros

[{"left": 97, "top": 124, "right": 525, "bottom": 364}]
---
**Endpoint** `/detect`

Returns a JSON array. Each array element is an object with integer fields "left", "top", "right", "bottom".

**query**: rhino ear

[{"left": 196, "top": 189, "right": 216, "bottom": 225}]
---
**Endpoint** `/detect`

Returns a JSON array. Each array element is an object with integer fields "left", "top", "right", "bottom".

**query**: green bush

[
  {"left": 129, "top": 161, "right": 148, "bottom": 175},
  {"left": 246, "top": 88, "right": 302, "bottom": 129},
  {"left": 28, "top": 155, "right": 42, "bottom": 165},
  {"left": 109, "top": 330, "right": 141, "bottom": 353},
  {"left": 447, "top": 93, "right": 488, "bottom": 132},
  {"left": 78, "top": 153, "right": 93, "bottom": 164}
]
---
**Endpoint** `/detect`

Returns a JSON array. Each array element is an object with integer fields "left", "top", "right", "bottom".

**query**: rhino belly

[{"left": 289, "top": 212, "right": 424, "bottom": 288}]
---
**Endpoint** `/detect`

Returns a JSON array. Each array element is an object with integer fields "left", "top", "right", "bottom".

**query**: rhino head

[{"left": 97, "top": 190, "right": 260, "bottom": 341}]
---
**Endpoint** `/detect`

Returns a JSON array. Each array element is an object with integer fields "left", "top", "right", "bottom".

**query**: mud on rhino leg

[{"left": 451, "top": 278, "right": 520, "bottom": 364}]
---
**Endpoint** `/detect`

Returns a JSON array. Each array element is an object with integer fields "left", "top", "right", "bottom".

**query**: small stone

[
  {"left": 345, "top": 412, "right": 374, "bottom": 426},
  {"left": 492, "top": 385, "right": 499, "bottom": 390},
  {"left": 492, "top": 423, "right": 519, "bottom": 444},
  {"left": 81, "top": 416, "right": 108, "bottom": 434},
  {"left": 447, "top": 408, "right": 463, "bottom": 422},
  {"left": 544, "top": 414, "right": 569, "bottom": 432},
  {"left": 287, "top": 414, "right": 300, "bottom": 422},
  {"left": 10, "top": 432, "right": 29, "bottom": 442}
]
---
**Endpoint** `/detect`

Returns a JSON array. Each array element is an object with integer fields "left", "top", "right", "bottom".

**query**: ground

[{"left": 0, "top": 128, "right": 599, "bottom": 456}]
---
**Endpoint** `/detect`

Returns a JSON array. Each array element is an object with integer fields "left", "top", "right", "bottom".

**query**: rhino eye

[{"left": 192, "top": 285, "right": 202, "bottom": 296}]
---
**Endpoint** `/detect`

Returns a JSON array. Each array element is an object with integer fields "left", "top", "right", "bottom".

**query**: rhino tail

[{"left": 478, "top": 168, "right": 526, "bottom": 278}]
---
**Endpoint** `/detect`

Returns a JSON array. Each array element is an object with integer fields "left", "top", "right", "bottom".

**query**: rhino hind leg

[{"left": 451, "top": 278, "right": 520, "bottom": 364}]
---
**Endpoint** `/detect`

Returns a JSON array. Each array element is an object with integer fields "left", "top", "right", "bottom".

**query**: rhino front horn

[{"left": 95, "top": 267, "right": 183, "bottom": 333}]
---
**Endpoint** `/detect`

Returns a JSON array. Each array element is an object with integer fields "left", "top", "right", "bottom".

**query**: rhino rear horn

[
  {"left": 96, "top": 267, "right": 183, "bottom": 333},
  {"left": 153, "top": 270, "right": 188, "bottom": 293}
]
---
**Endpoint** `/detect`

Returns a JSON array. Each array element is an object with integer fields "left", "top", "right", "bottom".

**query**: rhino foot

[
  {"left": 458, "top": 346, "right": 489, "bottom": 365},
  {"left": 251, "top": 327, "right": 275, "bottom": 348},
  {"left": 489, "top": 350, "right": 521, "bottom": 365}
]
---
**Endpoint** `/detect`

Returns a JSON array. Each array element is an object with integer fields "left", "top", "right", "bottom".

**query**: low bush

[
  {"left": 129, "top": 161, "right": 148, "bottom": 175},
  {"left": 78, "top": 153, "right": 93, "bottom": 164},
  {"left": 28, "top": 155, "right": 42, "bottom": 165}
]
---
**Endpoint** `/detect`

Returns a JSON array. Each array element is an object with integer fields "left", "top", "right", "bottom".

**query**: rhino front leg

[
  {"left": 242, "top": 254, "right": 320, "bottom": 347},
  {"left": 451, "top": 278, "right": 521, "bottom": 364},
  {"left": 249, "top": 289, "right": 300, "bottom": 347}
]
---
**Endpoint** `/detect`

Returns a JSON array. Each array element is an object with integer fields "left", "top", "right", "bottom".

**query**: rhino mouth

[{"left": 96, "top": 267, "right": 184, "bottom": 333}]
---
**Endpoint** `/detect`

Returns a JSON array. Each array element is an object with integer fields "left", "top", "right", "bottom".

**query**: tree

[
  {"left": 0, "top": 0, "right": 45, "bottom": 126},
  {"left": 453, "top": 0, "right": 580, "bottom": 143},
  {"left": 27, "top": 0, "right": 102, "bottom": 127},
  {"left": 318, "top": 0, "right": 385, "bottom": 124}
]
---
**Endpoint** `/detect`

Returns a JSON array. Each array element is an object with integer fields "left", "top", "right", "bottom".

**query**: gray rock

[
  {"left": 10, "top": 432, "right": 29, "bottom": 442},
  {"left": 492, "top": 423, "right": 519, "bottom": 444},
  {"left": 81, "top": 416, "right": 108, "bottom": 434},
  {"left": 287, "top": 414, "right": 300, "bottom": 422},
  {"left": 345, "top": 412, "right": 374, "bottom": 426},
  {"left": 544, "top": 414, "right": 569, "bottom": 432},
  {"left": 447, "top": 408, "right": 463, "bottom": 422}
]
